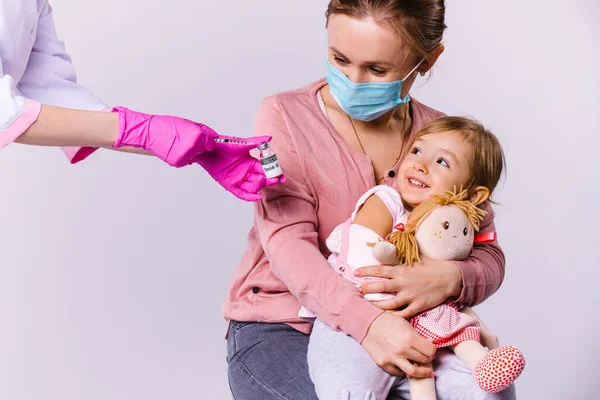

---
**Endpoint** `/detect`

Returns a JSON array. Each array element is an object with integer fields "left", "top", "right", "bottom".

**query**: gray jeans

[
  {"left": 308, "top": 319, "right": 517, "bottom": 400},
  {"left": 227, "top": 321, "right": 318, "bottom": 400},
  {"left": 226, "top": 320, "right": 517, "bottom": 400}
]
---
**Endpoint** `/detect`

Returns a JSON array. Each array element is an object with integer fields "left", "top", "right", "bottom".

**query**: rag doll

[{"left": 372, "top": 190, "right": 525, "bottom": 398}]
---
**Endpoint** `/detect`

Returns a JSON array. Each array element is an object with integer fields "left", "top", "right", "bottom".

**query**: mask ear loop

[
  {"left": 398, "top": 57, "right": 427, "bottom": 99},
  {"left": 402, "top": 56, "right": 427, "bottom": 81}
]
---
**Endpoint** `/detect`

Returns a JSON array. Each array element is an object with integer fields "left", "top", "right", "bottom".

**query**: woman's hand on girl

[{"left": 355, "top": 257, "right": 463, "bottom": 318}]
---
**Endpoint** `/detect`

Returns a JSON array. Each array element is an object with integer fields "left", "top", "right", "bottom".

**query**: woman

[
  {"left": 0, "top": 0, "right": 284, "bottom": 201},
  {"left": 224, "top": 1, "right": 513, "bottom": 399}
]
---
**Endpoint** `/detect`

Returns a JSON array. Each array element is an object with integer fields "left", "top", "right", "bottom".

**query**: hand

[
  {"left": 355, "top": 257, "right": 463, "bottom": 318},
  {"left": 111, "top": 107, "right": 219, "bottom": 167},
  {"left": 362, "top": 312, "right": 436, "bottom": 378},
  {"left": 194, "top": 135, "right": 286, "bottom": 201}
]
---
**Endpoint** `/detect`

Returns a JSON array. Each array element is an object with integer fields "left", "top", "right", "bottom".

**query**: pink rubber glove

[
  {"left": 194, "top": 135, "right": 286, "bottom": 202},
  {"left": 111, "top": 106, "right": 217, "bottom": 167}
]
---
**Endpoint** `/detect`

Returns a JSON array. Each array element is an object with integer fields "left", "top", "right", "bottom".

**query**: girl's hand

[
  {"left": 361, "top": 312, "right": 436, "bottom": 378},
  {"left": 355, "top": 257, "right": 463, "bottom": 318}
]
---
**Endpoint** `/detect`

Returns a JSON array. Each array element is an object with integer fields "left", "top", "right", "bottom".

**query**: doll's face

[{"left": 414, "top": 205, "right": 474, "bottom": 261}]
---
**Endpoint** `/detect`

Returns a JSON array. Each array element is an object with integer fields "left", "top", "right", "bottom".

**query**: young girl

[{"left": 302, "top": 117, "right": 523, "bottom": 399}]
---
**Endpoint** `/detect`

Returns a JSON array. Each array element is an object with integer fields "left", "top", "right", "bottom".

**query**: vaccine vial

[{"left": 258, "top": 142, "right": 283, "bottom": 179}]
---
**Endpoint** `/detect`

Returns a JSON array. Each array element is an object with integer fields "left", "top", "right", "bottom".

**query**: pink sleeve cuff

[
  {"left": 60, "top": 107, "right": 112, "bottom": 164},
  {"left": 0, "top": 99, "right": 41, "bottom": 151},
  {"left": 61, "top": 146, "right": 98, "bottom": 164},
  {"left": 453, "top": 259, "right": 476, "bottom": 305},
  {"left": 339, "top": 294, "right": 384, "bottom": 343}
]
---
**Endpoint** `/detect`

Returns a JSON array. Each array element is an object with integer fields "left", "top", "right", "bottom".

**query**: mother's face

[{"left": 326, "top": 14, "right": 422, "bottom": 97}]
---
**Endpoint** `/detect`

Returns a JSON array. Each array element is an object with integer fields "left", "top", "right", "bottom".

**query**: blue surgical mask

[{"left": 325, "top": 58, "right": 425, "bottom": 122}]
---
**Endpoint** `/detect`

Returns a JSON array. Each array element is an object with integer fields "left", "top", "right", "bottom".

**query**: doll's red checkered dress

[{"left": 410, "top": 301, "right": 480, "bottom": 348}]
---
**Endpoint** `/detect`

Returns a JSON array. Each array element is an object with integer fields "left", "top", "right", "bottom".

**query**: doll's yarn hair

[{"left": 387, "top": 187, "right": 487, "bottom": 266}]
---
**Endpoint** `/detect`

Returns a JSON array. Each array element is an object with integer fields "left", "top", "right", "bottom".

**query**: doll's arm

[
  {"left": 372, "top": 241, "right": 401, "bottom": 265},
  {"left": 461, "top": 307, "right": 500, "bottom": 350}
]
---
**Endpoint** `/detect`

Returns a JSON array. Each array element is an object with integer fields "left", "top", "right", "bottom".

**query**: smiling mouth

[{"left": 408, "top": 178, "right": 428, "bottom": 188}]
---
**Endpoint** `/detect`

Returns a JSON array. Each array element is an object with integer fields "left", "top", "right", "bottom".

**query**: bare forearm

[
  {"left": 17, "top": 105, "right": 117, "bottom": 147},
  {"left": 16, "top": 105, "right": 149, "bottom": 155}
]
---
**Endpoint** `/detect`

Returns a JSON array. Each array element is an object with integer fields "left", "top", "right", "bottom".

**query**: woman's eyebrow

[
  {"left": 330, "top": 46, "right": 348, "bottom": 58},
  {"left": 330, "top": 46, "right": 394, "bottom": 67}
]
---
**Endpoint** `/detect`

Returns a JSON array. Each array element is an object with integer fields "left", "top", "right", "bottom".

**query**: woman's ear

[
  {"left": 419, "top": 43, "right": 445, "bottom": 75},
  {"left": 469, "top": 186, "right": 490, "bottom": 206}
]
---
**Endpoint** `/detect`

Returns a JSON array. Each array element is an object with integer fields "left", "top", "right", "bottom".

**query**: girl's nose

[{"left": 413, "top": 163, "right": 427, "bottom": 174}]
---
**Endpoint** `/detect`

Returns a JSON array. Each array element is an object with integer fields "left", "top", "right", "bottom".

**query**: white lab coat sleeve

[
  {"left": 17, "top": 1, "right": 110, "bottom": 163},
  {"left": 0, "top": 74, "right": 42, "bottom": 151}
]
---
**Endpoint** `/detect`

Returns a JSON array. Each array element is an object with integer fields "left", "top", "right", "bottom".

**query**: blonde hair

[
  {"left": 404, "top": 116, "right": 506, "bottom": 197},
  {"left": 387, "top": 187, "right": 487, "bottom": 265}
]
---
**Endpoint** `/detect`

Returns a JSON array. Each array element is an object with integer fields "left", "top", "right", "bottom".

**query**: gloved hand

[
  {"left": 194, "top": 135, "right": 286, "bottom": 202},
  {"left": 111, "top": 106, "right": 218, "bottom": 167}
]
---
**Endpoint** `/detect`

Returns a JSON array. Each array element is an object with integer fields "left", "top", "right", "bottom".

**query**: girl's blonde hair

[{"left": 404, "top": 116, "right": 506, "bottom": 196}]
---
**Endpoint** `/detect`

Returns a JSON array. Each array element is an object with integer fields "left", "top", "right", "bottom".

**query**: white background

[{"left": 0, "top": 0, "right": 598, "bottom": 399}]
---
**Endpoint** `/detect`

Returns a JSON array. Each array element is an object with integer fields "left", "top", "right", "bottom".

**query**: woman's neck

[{"left": 357, "top": 103, "right": 412, "bottom": 133}]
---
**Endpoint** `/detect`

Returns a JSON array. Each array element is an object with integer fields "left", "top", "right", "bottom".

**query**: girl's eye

[
  {"left": 334, "top": 56, "right": 347, "bottom": 65},
  {"left": 463, "top": 227, "right": 468, "bottom": 236},
  {"left": 442, "top": 221, "right": 450, "bottom": 230},
  {"left": 411, "top": 147, "right": 421, "bottom": 155},
  {"left": 437, "top": 158, "right": 449, "bottom": 167}
]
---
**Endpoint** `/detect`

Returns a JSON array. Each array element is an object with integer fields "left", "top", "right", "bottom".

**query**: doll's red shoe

[{"left": 474, "top": 345, "right": 525, "bottom": 393}]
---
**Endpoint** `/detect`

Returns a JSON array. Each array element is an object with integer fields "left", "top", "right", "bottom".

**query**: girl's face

[
  {"left": 397, "top": 130, "right": 473, "bottom": 209},
  {"left": 326, "top": 14, "right": 421, "bottom": 97}
]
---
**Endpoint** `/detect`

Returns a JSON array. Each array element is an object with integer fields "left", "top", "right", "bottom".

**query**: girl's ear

[{"left": 469, "top": 186, "right": 490, "bottom": 206}]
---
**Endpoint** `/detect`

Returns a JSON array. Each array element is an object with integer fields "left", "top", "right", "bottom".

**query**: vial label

[{"left": 261, "top": 155, "right": 283, "bottom": 179}]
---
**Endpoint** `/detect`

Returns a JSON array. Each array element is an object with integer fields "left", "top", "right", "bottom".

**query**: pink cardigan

[{"left": 222, "top": 79, "right": 505, "bottom": 342}]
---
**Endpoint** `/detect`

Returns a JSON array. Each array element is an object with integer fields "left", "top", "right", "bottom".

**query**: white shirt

[{"left": 0, "top": 0, "right": 107, "bottom": 160}]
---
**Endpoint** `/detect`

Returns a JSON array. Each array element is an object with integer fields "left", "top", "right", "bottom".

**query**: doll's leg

[
  {"left": 451, "top": 341, "right": 525, "bottom": 393},
  {"left": 307, "top": 319, "right": 400, "bottom": 399},
  {"left": 434, "top": 349, "right": 517, "bottom": 400},
  {"left": 390, "top": 349, "right": 516, "bottom": 400},
  {"left": 388, "top": 349, "right": 517, "bottom": 400},
  {"left": 461, "top": 307, "right": 500, "bottom": 350},
  {"left": 408, "top": 362, "right": 437, "bottom": 400},
  {"left": 451, "top": 340, "right": 488, "bottom": 371}
]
